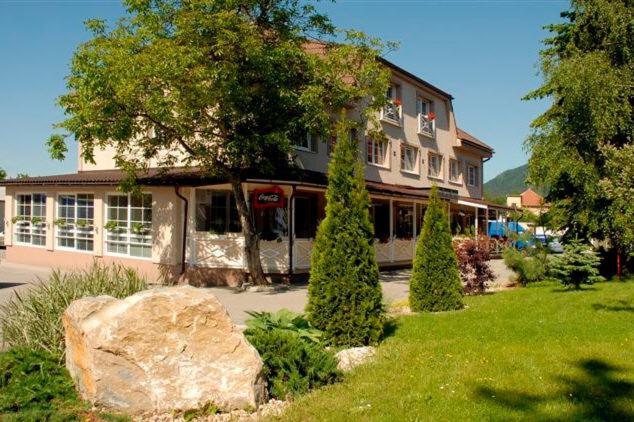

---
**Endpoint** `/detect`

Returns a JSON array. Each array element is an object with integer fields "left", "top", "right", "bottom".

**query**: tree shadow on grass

[
  {"left": 473, "top": 358, "right": 633, "bottom": 421},
  {"left": 380, "top": 318, "right": 400, "bottom": 341},
  {"left": 551, "top": 286, "right": 598, "bottom": 293},
  {"left": 591, "top": 300, "right": 634, "bottom": 313}
]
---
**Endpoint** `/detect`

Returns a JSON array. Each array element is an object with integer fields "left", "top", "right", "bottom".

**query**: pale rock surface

[
  {"left": 64, "top": 286, "right": 265, "bottom": 414},
  {"left": 335, "top": 346, "right": 376, "bottom": 372}
]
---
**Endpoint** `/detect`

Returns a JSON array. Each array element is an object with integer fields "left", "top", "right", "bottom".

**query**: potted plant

[
  {"left": 104, "top": 221, "right": 122, "bottom": 232},
  {"left": 11, "top": 216, "right": 28, "bottom": 225}
]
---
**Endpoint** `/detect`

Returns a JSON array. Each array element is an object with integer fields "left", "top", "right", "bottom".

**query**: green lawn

[{"left": 276, "top": 280, "right": 634, "bottom": 421}]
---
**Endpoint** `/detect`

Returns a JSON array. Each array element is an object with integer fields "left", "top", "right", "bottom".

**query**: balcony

[
  {"left": 381, "top": 101, "right": 402, "bottom": 125},
  {"left": 418, "top": 113, "right": 435, "bottom": 138}
]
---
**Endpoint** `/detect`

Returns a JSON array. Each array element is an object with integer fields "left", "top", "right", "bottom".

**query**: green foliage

[
  {"left": 0, "top": 348, "right": 81, "bottom": 419},
  {"left": 245, "top": 328, "right": 340, "bottom": 399},
  {"left": 503, "top": 247, "right": 548, "bottom": 286},
  {"left": 46, "top": 134, "right": 68, "bottom": 162},
  {"left": 1, "top": 263, "right": 147, "bottom": 355},
  {"left": 245, "top": 309, "right": 322, "bottom": 344},
  {"left": 307, "top": 119, "right": 384, "bottom": 347},
  {"left": 51, "top": 0, "right": 391, "bottom": 286},
  {"left": 524, "top": 0, "right": 634, "bottom": 260},
  {"left": 0, "top": 167, "right": 6, "bottom": 180},
  {"left": 551, "top": 241, "right": 605, "bottom": 289},
  {"left": 410, "top": 186, "right": 463, "bottom": 312},
  {"left": 181, "top": 402, "right": 219, "bottom": 421},
  {"left": 16, "top": 173, "right": 29, "bottom": 179}
]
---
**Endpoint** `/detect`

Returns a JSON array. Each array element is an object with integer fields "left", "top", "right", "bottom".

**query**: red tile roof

[
  {"left": 520, "top": 188, "right": 544, "bottom": 207},
  {"left": 456, "top": 128, "right": 494, "bottom": 153}
]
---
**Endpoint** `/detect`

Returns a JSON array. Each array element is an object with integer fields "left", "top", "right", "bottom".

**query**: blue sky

[{"left": 0, "top": 0, "right": 567, "bottom": 181}]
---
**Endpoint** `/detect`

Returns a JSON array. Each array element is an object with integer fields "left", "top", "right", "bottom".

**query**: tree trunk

[
  {"left": 230, "top": 177, "right": 269, "bottom": 285},
  {"left": 616, "top": 246, "right": 622, "bottom": 280}
]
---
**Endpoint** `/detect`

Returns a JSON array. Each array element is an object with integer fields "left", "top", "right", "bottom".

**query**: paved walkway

[{"left": 0, "top": 250, "right": 512, "bottom": 325}]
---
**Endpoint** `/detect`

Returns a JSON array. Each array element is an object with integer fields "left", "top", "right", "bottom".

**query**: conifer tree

[
  {"left": 307, "top": 119, "right": 384, "bottom": 347},
  {"left": 551, "top": 240, "right": 605, "bottom": 289},
  {"left": 410, "top": 186, "right": 463, "bottom": 312}
]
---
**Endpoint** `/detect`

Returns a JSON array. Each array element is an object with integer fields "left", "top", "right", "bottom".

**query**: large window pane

[
  {"left": 56, "top": 194, "right": 94, "bottom": 251},
  {"left": 105, "top": 193, "right": 152, "bottom": 258},
  {"left": 195, "top": 190, "right": 241, "bottom": 234},
  {"left": 14, "top": 193, "right": 47, "bottom": 247}
]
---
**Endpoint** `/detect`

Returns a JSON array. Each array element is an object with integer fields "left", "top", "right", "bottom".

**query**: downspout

[
  {"left": 288, "top": 185, "right": 295, "bottom": 282},
  {"left": 175, "top": 186, "right": 188, "bottom": 276}
]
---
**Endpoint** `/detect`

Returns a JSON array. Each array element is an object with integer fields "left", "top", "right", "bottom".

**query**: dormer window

[
  {"left": 381, "top": 84, "right": 402, "bottom": 124},
  {"left": 416, "top": 97, "right": 435, "bottom": 138}
]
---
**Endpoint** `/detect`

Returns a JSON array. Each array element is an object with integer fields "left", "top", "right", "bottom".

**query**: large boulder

[{"left": 63, "top": 286, "right": 265, "bottom": 414}]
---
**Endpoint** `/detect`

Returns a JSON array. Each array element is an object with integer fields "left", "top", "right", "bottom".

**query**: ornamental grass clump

[
  {"left": 1, "top": 262, "right": 147, "bottom": 356},
  {"left": 307, "top": 119, "right": 384, "bottom": 346},
  {"left": 410, "top": 186, "right": 463, "bottom": 312}
]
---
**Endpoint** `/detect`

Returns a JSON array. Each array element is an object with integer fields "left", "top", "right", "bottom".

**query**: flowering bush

[{"left": 454, "top": 238, "right": 495, "bottom": 294}]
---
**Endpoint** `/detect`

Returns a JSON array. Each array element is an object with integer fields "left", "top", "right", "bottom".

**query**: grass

[{"left": 275, "top": 280, "right": 634, "bottom": 421}]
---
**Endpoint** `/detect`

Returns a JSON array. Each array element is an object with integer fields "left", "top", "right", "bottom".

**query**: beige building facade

[{"left": 2, "top": 59, "right": 507, "bottom": 285}]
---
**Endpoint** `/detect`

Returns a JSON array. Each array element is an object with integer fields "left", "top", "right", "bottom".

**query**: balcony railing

[
  {"left": 381, "top": 101, "right": 402, "bottom": 124},
  {"left": 418, "top": 113, "right": 435, "bottom": 137}
]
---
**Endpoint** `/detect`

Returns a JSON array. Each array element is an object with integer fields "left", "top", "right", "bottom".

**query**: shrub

[
  {"left": 245, "top": 328, "right": 340, "bottom": 399},
  {"left": 550, "top": 240, "right": 605, "bottom": 289},
  {"left": 410, "top": 186, "right": 463, "bottom": 311},
  {"left": 245, "top": 309, "right": 322, "bottom": 344},
  {"left": 1, "top": 262, "right": 147, "bottom": 355},
  {"left": 503, "top": 247, "right": 548, "bottom": 285},
  {"left": 0, "top": 348, "right": 81, "bottom": 420},
  {"left": 454, "top": 238, "right": 495, "bottom": 294},
  {"left": 307, "top": 119, "right": 384, "bottom": 346}
]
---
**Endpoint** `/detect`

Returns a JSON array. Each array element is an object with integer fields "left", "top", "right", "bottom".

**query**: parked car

[{"left": 547, "top": 237, "right": 564, "bottom": 254}]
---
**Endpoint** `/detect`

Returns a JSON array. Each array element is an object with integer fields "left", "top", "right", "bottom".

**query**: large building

[
  {"left": 2, "top": 58, "right": 508, "bottom": 285},
  {"left": 507, "top": 188, "right": 548, "bottom": 216}
]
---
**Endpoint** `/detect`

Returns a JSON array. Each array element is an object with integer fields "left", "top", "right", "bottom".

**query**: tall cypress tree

[
  {"left": 410, "top": 186, "right": 464, "bottom": 312},
  {"left": 307, "top": 119, "right": 384, "bottom": 347}
]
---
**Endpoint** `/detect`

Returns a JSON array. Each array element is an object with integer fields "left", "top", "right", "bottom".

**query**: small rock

[{"left": 335, "top": 346, "right": 376, "bottom": 372}]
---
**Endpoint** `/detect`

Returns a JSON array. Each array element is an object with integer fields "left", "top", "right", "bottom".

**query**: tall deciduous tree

[
  {"left": 524, "top": 0, "right": 634, "bottom": 277},
  {"left": 410, "top": 186, "right": 463, "bottom": 312},
  {"left": 307, "top": 118, "right": 384, "bottom": 347},
  {"left": 49, "top": 0, "right": 391, "bottom": 284}
]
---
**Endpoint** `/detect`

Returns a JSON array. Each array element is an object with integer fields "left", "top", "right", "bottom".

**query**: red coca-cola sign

[{"left": 252, "top": 186, "right": 285, "bottom": 209}]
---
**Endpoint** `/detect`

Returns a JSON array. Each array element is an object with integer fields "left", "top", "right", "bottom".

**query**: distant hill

[{"left": 484, "top": 164, "right": 530, "bottom": 200}]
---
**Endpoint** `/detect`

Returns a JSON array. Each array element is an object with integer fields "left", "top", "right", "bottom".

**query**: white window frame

[
  {"left": 367, "top": 136, "right": 389, "bottom": 167},
  {"left": 55, "top": 193, "right": 95, "bottom": 253},
  {"left": 449, "top": 159, "right": 462, "bottom": 184},
  {"left": 13, "top": 192, "right": 47, "bottom": 248},
  {"left": 381, "top": 84, "right": 402, "bottom": 125},
  {"left": 400, "top": 144, "right": 418, "bottom": 174},
  {"left": 293, "top": 132, "right": 317, "bottom": 153},
  {"left": 428, "top": 152, "right": 443, "bottom": 180},
  {"left": 416, "top": 96, "right": 435, "bottom": 138},
  {"left": 467, "top": 164, "right": 480, "bottom": 187},
  {"left": 104, "top": 192, "right": 153, "bottom": 260}
]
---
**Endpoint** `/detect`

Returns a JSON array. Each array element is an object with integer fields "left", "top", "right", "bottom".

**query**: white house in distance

[{"left": 1, "top": 57, "right": 509, "bottom": 285}]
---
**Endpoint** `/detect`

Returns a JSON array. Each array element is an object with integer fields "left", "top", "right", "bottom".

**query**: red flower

[
  {"left": 428, "top": 111, "right": 436, "bottom": 120},
  {"left": 393, "top": 99, "right": 402, "bottom": 107}
]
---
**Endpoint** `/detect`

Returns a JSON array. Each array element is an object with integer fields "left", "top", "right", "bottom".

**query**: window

[
  {"left": 382, "top": 84, "right": 401, "bottom": 123},
  {"left": 367, "top": 137, "right": 388, "bottom": 166},
  {"left": 370, "top": 201, "right": 390, "bottom": 242},
  {"left": 294, "top": 194, "right": 319, "bottom": 239},
  {"left": 105, "top": 193, "right": 152, "bottom": 258},
  {"left": 293, "top": 132, "right": 318, "bottom": 153},
  {"left": 14, "top": 193, "right": 46, "bottom": 246},
  {"left": 254, "top": 203, "right": 288, "bottom": 241},
  {"left": 428, "top": 153, "right": 443, "bottom": 179},
  {"left": 416, "top": 97, "right": 435, "bottom": 136},
  {"left": 449, "top": 159, "right": 461, "bottom": 183},
  {"left": 395, "top": 204, "right": 414, "bottom": 239},
  {"left": 467, "top": 164, "right": 479, "bottom": 187},
  {"left": 56, "top": 194, "right": 94, "bottom": 251},
  {"left": 401, "top": 145, "right": 418, "bottom": 173},
  {"left": 195, "top": 190, "right": 241, "bottom": 234},
  {"left": 328, "top": 128, "right": 357, "bottom": 156}
]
